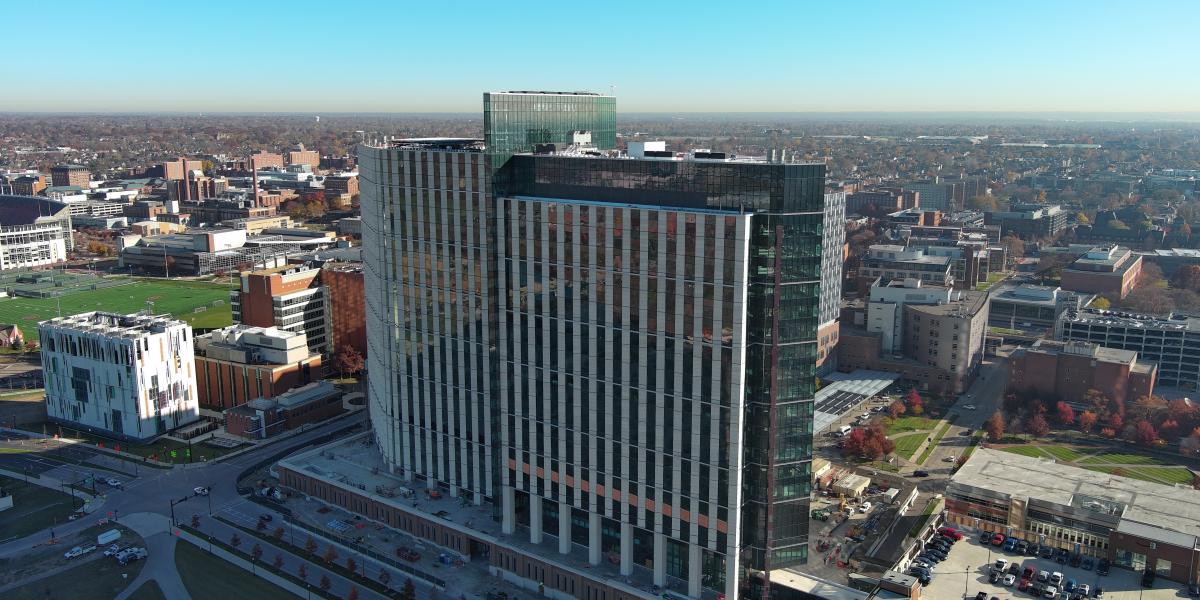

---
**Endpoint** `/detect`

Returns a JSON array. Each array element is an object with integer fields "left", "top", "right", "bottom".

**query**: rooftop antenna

[{"left": 610, "top": 84, "right": 616, "bottom": 96}]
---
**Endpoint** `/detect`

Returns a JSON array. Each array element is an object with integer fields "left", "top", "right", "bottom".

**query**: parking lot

[{"left": 916, "top": 533, "right": 1188, "bottom": 600}]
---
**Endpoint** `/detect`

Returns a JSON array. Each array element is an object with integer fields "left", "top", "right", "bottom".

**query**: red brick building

[
  {"left": 1060, "top": 245, "right": 1143, "bottom": 299},
  {"left": 320, "top": 262, "right": 366, "bottom": 357},
  {"left": 1007, "top": 339, "right": 1156, "bottom": 407},
  {"left": 50, "top": 164, "right": 89, "bottom": 188},
  {"left": 224, "top": 381, "right": 342, "bottom": 439},
  {"left": 232, "top": 264, "right": 330, "bottom": 357},
  {"left": 194, "top": 325, "right": 322, "bottom": 410}
]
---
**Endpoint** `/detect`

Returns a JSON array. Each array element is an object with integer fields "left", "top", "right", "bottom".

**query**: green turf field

[{"left": 0, "top": 278, "right": 235, "bottom": 342}]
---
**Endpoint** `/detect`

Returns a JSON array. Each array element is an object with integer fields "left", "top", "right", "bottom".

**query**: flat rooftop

[
  {"left": 278, "top": 433, "right": 693, "bottom": 600},
  {"left": 951, "top": 448, "right": 1200, "bottom": 544},
  {"left": 1062, "top": 308, "right": 1199, "bottom": 332},
  {"left": 40, "top": 311, "right": 184, "bottom": 337},
  {"left": 907, "top": 289, "right": 987, "bottom": 317}
]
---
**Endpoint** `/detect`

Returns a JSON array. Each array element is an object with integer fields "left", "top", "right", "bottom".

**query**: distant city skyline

[{"left": 3, "top": 0, "right": 1198, "bottom": 113}]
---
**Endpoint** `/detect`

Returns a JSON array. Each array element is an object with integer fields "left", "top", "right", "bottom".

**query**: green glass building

[{"left": 483, "top": 91, "right": 617, "bottom": 161}]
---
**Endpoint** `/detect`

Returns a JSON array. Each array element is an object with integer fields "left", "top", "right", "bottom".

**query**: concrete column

[
  {"left": 559, "top": 504, "right": 572, "bottom": 554},
  {"left": 619, "top": 522, "right": 634, "bottom": 576},
  {"left": 653, "top": 532, "right": 667, "bottom": 586},
  {"left": 449, "top": 485, "right": 459, "bottom": 498},
  {"left": 501, "top": 486, "right": 515, "bottom": 535},
  {"left": 688, "top": 544, "right": 703, "bottom": 598},
  {"left": 588, "top": 513, "right": 603, "bottom": 565},
  {"left": 530, "top": 494, "right": 543, "bottom": 544}
]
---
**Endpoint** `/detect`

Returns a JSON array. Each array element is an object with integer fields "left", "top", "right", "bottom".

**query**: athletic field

[{"left": 0, "top": 277, "right": 235, "bottom": 342}]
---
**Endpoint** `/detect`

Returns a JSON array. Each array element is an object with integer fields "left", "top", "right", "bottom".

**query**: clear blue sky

[{"left": 3, "top": 0, "right": 1197, "bottom": 113}]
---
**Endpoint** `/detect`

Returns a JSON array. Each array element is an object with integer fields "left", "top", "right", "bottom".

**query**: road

[{"left": 0, "top": 412, "right": 375, "bottom": 598}]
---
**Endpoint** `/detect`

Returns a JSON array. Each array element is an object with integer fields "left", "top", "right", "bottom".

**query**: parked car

[
  {"left": 1019, "top": 579, "right": 1032, "bottom": 592},
  {"left": 1008, "top": 563, "right": 1021, "bottom": 575},
  {"left": 992, "top": 533, "right": 1006, "bottom": 546},
  {"left": 193, "top": 486, "right": 209, "bottom": 496},
  {"left": 103, "top": 544, "right": 122, "bottom": 557},
  {"left": 1022, "top": 566, "right": 1036, "bottom": 580},
  {"left": 976, "top": 591, "right": 988, "bottom": 600},
  {"left": 1003, "top": 538, "right": 1019, "bottom": 552},
  {"left": 1055, "top": 548, "right": 1069, "bottom": 564},
  {"left": 1097, "top": 559, "right": 1110, "bottom": 576},
  {"left": 64, "top": 545, "right": 94, "bottom": 559},
  {"left": 913, "top": 470, "right": 930, "bottom": 478},
  {"left": 1077, "top": 584, "right": 1090, "bottom": 597},
  {"left": 1081, "top": 557, "right": 1094, "bottom": 571},
  {"left": 1070, "top": 554, "right": 1083, "bottom": 568},
  {"left": 1037, "top": 570, "right": 1050, "bottom": 583},
  {"left": 994, "top": 559, "right": 1010, "bottom": 573},
  {"left": 1049, "top": 572, "right": 1063, "bottom": 585},
  {"left": 1040, "top": 546, "right": 1055, "bottom": 559},
  {"left": 990, "top": 572, "right": 1001, "bottom": 584},
  {"left": 1027, "top": 543, "right": 1041, "bottom": 556},
  {"left": 105, "top": 477, "right": 122, "bottom": 488},
  {"left": 1093, "top": 588, "right": 1104, "bottom": 600},
  {"left": 118, "top": 547, "right": 147, "bottom": 565},
  {"left": 1017, "top": 541, "right": 1029, "bottom": 554},
  {"left": 938, "top": 527, "right": 963, "bottom": 541},
  {"left": 1064, "top": 579, "right": 1076, "bottom": 592},
  {"left": 1188, "top": 584, "right": 1200, "bottom": 597},
  {"left": 980, "top": 531, "right": 993, "bottom": 543},
  {"left": 1004, "top": 575, "right": 1017, "bottom": 586},
  {"left": 860, "top": 502, "right": 873, "bottom": 513},
  {"left": 1044, "top": 587, "right": 1058, "bottom": 599}
]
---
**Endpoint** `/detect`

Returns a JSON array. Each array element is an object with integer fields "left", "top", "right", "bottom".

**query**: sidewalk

[{"left": 0, "top": 466, "right": 100, "bottom": 512}]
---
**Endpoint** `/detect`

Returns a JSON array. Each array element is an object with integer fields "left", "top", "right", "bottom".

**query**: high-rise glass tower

[{"left": 360, "top": 92, "right": 827, "bottom": 599}]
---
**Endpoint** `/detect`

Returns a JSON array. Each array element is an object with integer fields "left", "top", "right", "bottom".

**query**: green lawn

[
  {"left": 975, "top": 272, "right": 1008, "bottom": 291},
  {"left": 1039, "top": 446, "right": 1084, "bottom": 462},
  {"left": 5, "top": 553, "right": 145, "bottom": 599},
  {"left": 916, "top": 418, "right": 955, "bottom": 464},
  {"left": 885, "top": 416, "right": 939, "bottom": 435},
  {"left": 0, "top": 475, "right": 79, "bottom": 539},
  {"left": 0, "top": 277, "right": 235, "bottom": 342},
  {"left": 175, "top": 539, "right": 295, "bottom": 600},
  {"left": 893, "top": 432, "right": 927, "bottom": 460},
  {"left": 126, "top": 580, "right": 167, "bottom": 600},
  {"left": 1078, "top": 453, "right": 1164, "bottom": 466}
]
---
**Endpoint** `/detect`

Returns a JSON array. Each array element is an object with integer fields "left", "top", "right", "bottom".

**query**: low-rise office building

[
  {"left": 1056, "top": 308, "right": 1200, "bottom": 391},
  {"left": 860, "top": 244, "right": 954, "bottom": 287},
  {"left": 947, "top": 448, "right": 1200, "bottom": 583},
  {"left": 39, "top": 312, "right": 200, "bottom": 441},
  {"left": 988, "top": 284, "right": 1093, "bottom": 332},
  {"left": 1060, "top": 246, "right": 1143, "bottom": 299},
  {"left": 224, "top": 380, "right": 342, "bottom": 439},
  {"left": 984, "top": 203, "right": 1068, "bottom": 239},
  {"left": 1008, "top": 339, "right": 1156, "bottom": 407},
  {"left": 0, "top": 195, "right": 73, "bottom": 271},
  {"left": 193, "top": 325, "right": 322, "bottom": 410}
]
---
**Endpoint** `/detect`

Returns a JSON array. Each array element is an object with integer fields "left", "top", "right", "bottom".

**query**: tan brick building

[{"left": 1060, "top": 245, "right": 1143, "bottom": 299}]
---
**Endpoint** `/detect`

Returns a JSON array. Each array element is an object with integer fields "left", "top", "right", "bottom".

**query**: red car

[
  {"left": 938, "top": 527, "right": 964, "bottom": 541},
  {"left": 991, "top": 533, "right": 1006, "bottom": 546},
  {"left": 1018, "top": 579, "right": 1032, "bottom": 592}
]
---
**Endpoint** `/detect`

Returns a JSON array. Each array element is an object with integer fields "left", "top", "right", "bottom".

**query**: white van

[{"left": 837, "top": 425, "right": 853, "bottom": 437}]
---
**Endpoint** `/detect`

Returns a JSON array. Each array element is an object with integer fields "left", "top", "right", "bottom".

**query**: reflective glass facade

[
  {"left": 483, "top": 92, "right": 617, "bottom": 160},
  {"left": 501, "top": 155, "right": 827, "bottom": 594}
]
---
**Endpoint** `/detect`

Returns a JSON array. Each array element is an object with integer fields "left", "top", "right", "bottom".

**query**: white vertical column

[
  {"left": 653, "top": 532, "right": 667, "bottom": 586},
  {"left": 688, "top": 544, "right": 703, "bottom": 598},
  {"left": 501, "top": 485, "right": 515, "bottom": 535},
  {"left": 620, "top": 522, "right": 634, "bottom": 576},
  {"left": 559, "top": 503, "right": 572, "bottom": 554},
  {"left": 530, "top": 494, "right": 543, "bottom": 544},
  {"left": 588, "top": 512, "right": 602, "bottom": 565}
]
